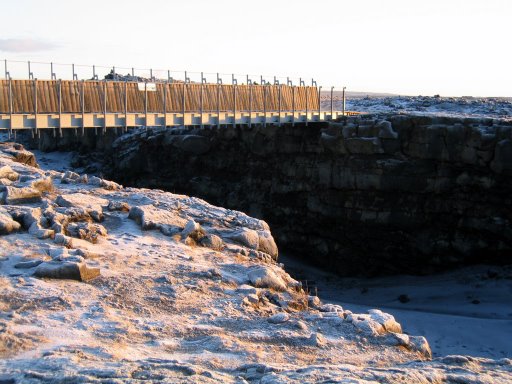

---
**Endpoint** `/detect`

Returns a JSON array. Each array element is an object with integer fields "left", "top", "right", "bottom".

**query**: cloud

[{"left": 0, "top": 38, "right": 57, "bottom": 52}]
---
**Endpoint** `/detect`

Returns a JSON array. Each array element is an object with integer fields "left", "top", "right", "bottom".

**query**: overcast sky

[{"left": 1, "top": 0, "right": 510, "bottom": 96}]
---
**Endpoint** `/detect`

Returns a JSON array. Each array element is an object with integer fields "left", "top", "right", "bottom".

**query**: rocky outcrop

[{"left": 106, "top": 115, "right": 512, "bottom": 275}]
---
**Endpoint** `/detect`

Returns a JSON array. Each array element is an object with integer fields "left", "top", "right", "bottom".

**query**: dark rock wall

[{"left": 105, "top": 115, "right": 512, "bottom": 275}]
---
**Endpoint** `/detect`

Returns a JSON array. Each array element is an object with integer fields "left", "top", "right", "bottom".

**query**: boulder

[
  {"left": 4, "top": 146, "right": 38, "bottom": 166},
  {"left": 2, "top": 186, "right": 42, "bottom": 205},
  {"left": 107, "top": 200, "right": 130, "bottom": 212},
  {"left": 0, "top": 165, "right": 19, "bottom": 181},
  {"left": 181, "top": 219, "right": 206, "bottom": 241},
  {"left": 257, "top": 230, "right": 278, "bottom": 260},
  {"left": 28, "top": 222, "right": 54, "bottom": 239},
  {"left": 54, "top": 233, "right": 73, "bottom": 247},
  {"left": 347, "top": 314, "right": 386, "bottom": 337},
  {"left": 199, "top": 234, "right": 224, "bottom": 251},
  {"left": 226, "top": 228, "right": 278, "bottom": 259},
  {"left": 228, "top": 228, "right": 259, "bottom": 250},
  {"left": 61, "top": 170, "right": 80, "bottom": 183},
  {"left": 0, "top": 209, "right": 21, "bottom": 235},
  {"left": 30, "top": 177, "right": 54, "bottom": 193},
  {"left": 407, "top": 335, "right": 432, "bottom": 359},
  {"left": 368, "top": 309, "right": 402, "bottom": 334},
  {"left": 247, "top": 266, "right": 287, "bottom": 292},
  {"left": 34, "top": 261, "right": 100, "bottom": 281},
  {"left": 89, "top": 176, "right": 122, "bottom": 190}
]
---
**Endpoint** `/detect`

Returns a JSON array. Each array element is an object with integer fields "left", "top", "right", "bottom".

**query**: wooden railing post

[
  {"left": 58, "top": 79, "right": 62, "bottom": 137},
  {"left": 292, "top": 85, "right": 295, "bottom": 127},
  {"left": 278, "top": 84, "right": 282, "bottom": 127},
  {"left": 103, "top": 79, "right": 107, "bottom": 135},
  {"left": 182, "top": 82, "right": 186, "bottom": 126},
  {"left": 124, "top": 80, "right": 128, "bottom": 132},
  {"left": 81, "top": 80, "right": 85, "bottom": 136},
  {"left": 163, "top": 82, "right": 167, "bottom": 129},
  {"left": 249, "top": 81, "right": 252, "bottom": 128},
  {"left": 217, "top": 73, "right": 221, "bottom": 128},
  {"left": 233, "top": 84, "right": 237, "bottom": 128},
  {"left": 144, "top": 81, "right": 148, "bottom": 130},
  {"left": 33, "top": 78, "right": 38, "bottom": 138},
  {"left": 305, "top": 86, "right": 309, "bottom": 127},
  {"left": 263, "top": 84, "right": 267, "bottom": 128},
  {"left": 318, "top": 85, "right": 322, "bottom": 121},
  {"left": 8, "top": 78, "right": 12, "bottom": 138}
]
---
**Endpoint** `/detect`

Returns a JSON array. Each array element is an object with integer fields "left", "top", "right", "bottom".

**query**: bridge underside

[{"left": 0, "top": 111, "right": 353, "bottom": 132}]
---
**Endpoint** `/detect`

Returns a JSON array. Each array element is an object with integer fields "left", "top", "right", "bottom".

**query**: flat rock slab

[
  {"left": 55, "top": 193, "right": 108, "bottom": 211},
  {"left": 14, "top": 259, "right": 43, "bottom": 269},
  {"left": 2, "top": 186, "right": 42, "bottom": 205},
  {"left": 129, "top": 204, "right": 188, "bottom": 231},
  {"left": 56, "top": 193, "right": 108, "bottom": 222},
  {"left": 34, "top": 261, "right": 101, "bottom": 281}
]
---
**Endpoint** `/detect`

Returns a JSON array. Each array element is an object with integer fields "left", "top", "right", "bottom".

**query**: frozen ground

[
  {"left": 0, "top": 143, "right": 511, "bottom": 382},
  {"left": 321, "top": 94, "right": 512, "bottom": 120},
  {"left": 280, "top": 255, "right": 512, "bottom": 360}
]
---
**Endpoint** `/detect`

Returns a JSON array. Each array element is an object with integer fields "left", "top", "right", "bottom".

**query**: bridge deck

[{"left": 0, "top": 110, "right": 355, "bottom": 132}]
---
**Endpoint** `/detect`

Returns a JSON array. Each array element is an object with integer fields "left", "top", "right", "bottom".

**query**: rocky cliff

[{"left": 106, "top": 115, "right": 512, "bottom": 276}]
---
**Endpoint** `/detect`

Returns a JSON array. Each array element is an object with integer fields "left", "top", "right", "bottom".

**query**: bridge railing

[
  {"left": 0, "top": 59, "right": 355, "bottom": 134},
  {"left": 0, "top": 79, "right": 320, "bottom": 114}
]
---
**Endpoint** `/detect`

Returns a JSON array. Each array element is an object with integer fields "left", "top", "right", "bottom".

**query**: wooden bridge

[{"left": 0, "top": 78, "right": 350, "bottom": 135}]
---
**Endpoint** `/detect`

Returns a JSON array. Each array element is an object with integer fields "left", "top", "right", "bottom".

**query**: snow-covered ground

[
  {"left": 321, "top": 95, "right": 512, "bottom": 120},
  {"left": 281, "top": 255, "right": 512, "bottom": 360},
  {"left": 1, "top": 143, "right": 511, "bottom": 382}
]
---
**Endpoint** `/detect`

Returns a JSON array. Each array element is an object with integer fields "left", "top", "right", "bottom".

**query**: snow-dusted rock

[
  {"left": 55, "top": 193, "right": 107, "bottom": 222},
  {"left": 14, "top": 259, "right": 43, "bottom": 269},
  {"left": 181, "top": 219, "right": 205, "bottom": 241},
  {"left": 320, "top": 303, "right": 344, "bottom": 313},
  {"left": 368, "top": 309, "right": 402, "bottom": 334},
  {"left": 229, "top": 228, "right": 259, "bottom": 249},
  {"left": 227, "top": 228, "right": 278, "bottom": 259},
  {"left": 34, "top": 261, "right": 100, "bottom": 281},
  {"left": 408, "top": 335, "right": 432, "bottom": 359},
  {"left": 107, "top": 200, "right": 130, "bottom": 212},
  {"left": 199, "top": 233, "right": 224, "bottom": 250},
  {"left": 309, "top": 332, "right": 327, "bottom": 347},
  {"left": 54, "top": 233, "right": 73, "bottom": 247},
  {"left": 1, "top": 186, "right": 42, "bottom": 205},
  {"left": 61, "top": 170, "right": 80, "bottom": 184},
  {"left": 30, "top": 176, "right": 54, "bottom": 193},
  {"left": 268, "top": 312, "right": 289, "bottom": 324},
  {"left": 89, "top": 176, "right": 122, "bottom": 190},
  {"left": 0, "top": 208, "right": 21, "bottom": 235},
  {"left": 28, "top": 221, "right": 54, "bottom": 239},
  {"left": 128, "top": 204, "right": 187, "bottom": 231},
  {"left": 248, "top": 266, "right": 288, "bottom": 291},
  {"left": 0, "top": 165, "right": 19, "bottom": 181},
  {"left": 66, "top": 222, "right": 107, "bottom": 243},
  {"left": 256, "top": 230, "right": 278, "bottom": 260}
]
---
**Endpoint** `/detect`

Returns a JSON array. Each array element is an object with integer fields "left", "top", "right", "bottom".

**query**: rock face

[{"left": 106, "top": 116, "right": 512, "bottom": 275}]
